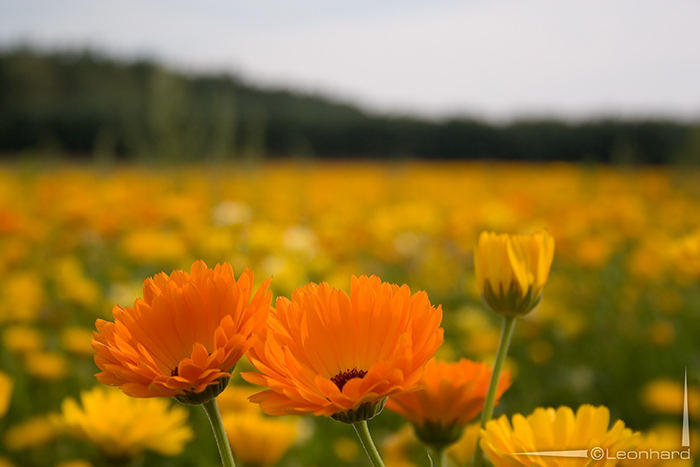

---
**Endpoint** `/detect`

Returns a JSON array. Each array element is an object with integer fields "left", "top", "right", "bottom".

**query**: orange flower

[
  {"left": 387, "top": 359, "right": 510, "bottom": 449},
  {"left": 243, "top": 276, "right": 444, "bottom": 421},
  {"left": 93, "top": 261, "right": 271, "bottom": 402}
]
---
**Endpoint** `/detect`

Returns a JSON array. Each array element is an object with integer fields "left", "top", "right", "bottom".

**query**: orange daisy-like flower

[
  {"left": 243, "top": 276, "right": 444, "bottom": 421},
  {"left": 93, "top": 261, "right": 271, "bottom": 402},
  {"left": 387, "top": 358, "right": 510, "bottom": 449}
]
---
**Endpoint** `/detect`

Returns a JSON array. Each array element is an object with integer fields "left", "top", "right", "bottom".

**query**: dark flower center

[
  {"left": 171, "top": 366, "right": 179, "bottom": 377},
  {"left": 331, "top": 368, "right": 367, "bottom": 391}
]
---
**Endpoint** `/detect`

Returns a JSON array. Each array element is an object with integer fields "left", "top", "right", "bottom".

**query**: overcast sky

[{"left": 2, "top": 0, "right": 699, "bottom": 120}]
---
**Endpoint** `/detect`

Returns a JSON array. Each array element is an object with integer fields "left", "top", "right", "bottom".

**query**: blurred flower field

[{"left": 0, "top": 161, "right": 699, "bottom": 466}]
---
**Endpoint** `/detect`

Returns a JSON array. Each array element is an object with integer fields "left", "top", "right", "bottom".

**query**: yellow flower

[
  {"left": 0, "top": 272, "right": 44, "bottom": 322},
  {"left": 222, "top": 412, "right": 298, "bottom": 466},
  {"left": 4, "top": 415, "right": 56, "bottom": 451},
  {"left": 53, "top": 386, "right": 193, "bottom": 458},
  {"left": 669, "top": 230, "right": 700, "bottom": 283},
  {"left": 24, "top": 351, "right": 69, "bottom": 381},
  {"left": 333, "top": 436, "right": 360, "bottom": 462},
  {"left": 120, "top": 230, "right": 188, "bottom": 264},
  {"left": 382, "top": 424, "right": 420, "bottom": 467},
  {"left": 52, "top": 257, "right": 100, "bottom": 307},
  {"left": 0, "top": 371, "right": 12, "bottom": 418},
  {"left": 2, "top": 325, "right": 44, "bottom": 353},
  {"left": 216, "top": 384, "right": 260, "bottom": 415},
  {"left": 641, "top": 379, "right": 700, "bottom": 416},
  {"left": 621, "top": 424, "right": 696, "bottom": 466},
  {"left": 59, "top": 326, "right": 95, "bottom": 357},
  {"left": 474, "top": 231, "right": 555, "bottom": 315},
  {"left": 448, "top": 423, "right": 480, "bottom": 466},
  {"left": 480, "top": 405, "right": 638, "bottom": 466}
]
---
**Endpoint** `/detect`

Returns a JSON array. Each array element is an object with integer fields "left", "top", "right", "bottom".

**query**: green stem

[
  {"left": 352, "top": 420, "right": 385, "bottom": 467},
  {"left": 429, "top": 447, "right": 448, "bottom": 467},
  {"left": 473, "top": 314, "right": 517, "bottom": 467},
  {"left": 202, "top": 398, "right": 236, "bottom": 467}
]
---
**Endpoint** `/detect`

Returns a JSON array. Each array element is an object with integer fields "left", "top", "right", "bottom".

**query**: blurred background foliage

[{"left": 1, "top": 47, "right": 699, "bottom": 165}]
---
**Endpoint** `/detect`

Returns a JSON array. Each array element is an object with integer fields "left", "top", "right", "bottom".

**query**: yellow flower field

[{"left": 0, "top": 161, "right": 698, "bottom": 466}]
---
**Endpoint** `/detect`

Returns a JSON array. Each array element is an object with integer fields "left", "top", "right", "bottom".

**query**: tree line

[{"left": 1, "top": 48, "right": 698, "bottom": 164}]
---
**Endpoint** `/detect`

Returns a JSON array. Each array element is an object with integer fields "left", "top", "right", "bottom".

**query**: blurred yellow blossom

[
  {"left": 211, "top": 200, "right": 252, "bottom": 227},
  {"left": 447, "top": 423, "right": 480, "bottom": 466},
  {"left": 2, "top": 325, "right": 44, "bottom": 354},
  {"left": 669, "top": 230, "right": 700, "bottom": 283},
  {"left": 216, "top": 384, "right": 259, "bottom": 415},
  {"left": 59, "top": 326, "right": 95, "bottom": 356},
  {"left": 382, "top": 424, "right": 419, "bottom": 467},
  {"left": 647, "top": 321, "right": 675, "bottom": 347},
  {"left": 333, "top": 436, "right": 359, "bottom": 462},
  {"left": 641, "top": 379, "right": 700, "bottom": 416},
  {"left": 0, "top": 272, "right": 44, "bottom": 322},
  {"left": 4, "top": 415, "right": 57, "bottom": 451},
  {"left": 24, "top": 351, "right": 69, "bottom": 381},
  {"left": 0, "top": 371, "right": 12, "bottom": 418},
  {"left": 222, "top": 412, "right": 298, "bottom": 466},
  {"left": 53, "top": 386, "right": 193, "bottom": 458},
  {"left": 52, "top": 257, "right": 100, "bottom": 307},
  {"left": 120, "top": 230, "right": 188, "bottom": 264},
  {"left": 621, "top": 424, "right": 697, "bottom": 466}
]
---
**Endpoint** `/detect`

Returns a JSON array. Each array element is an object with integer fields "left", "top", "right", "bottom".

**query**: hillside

[{"left": 0, "top": 48, "right": 696, "bottom": 163}]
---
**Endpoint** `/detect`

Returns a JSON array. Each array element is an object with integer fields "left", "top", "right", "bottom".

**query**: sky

[{"left": 1, "top": 0, "right": 699, "bottom": 120}]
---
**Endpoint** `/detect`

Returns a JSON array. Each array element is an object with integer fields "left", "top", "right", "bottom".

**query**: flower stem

[
  {"left": 473, "top": 314, "right": 517, "bottom": 467},
  {"left": 352, "top": 420, "right": 385, "bottom": 467},
  {"left": 428, "top": 447, "right": 448, "bottom": 467},
  {"left": 202, "top": 398, "right": 236, "bottom": 467}
]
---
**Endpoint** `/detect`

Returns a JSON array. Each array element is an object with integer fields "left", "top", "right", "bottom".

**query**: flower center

[{"left": 331, "top": 368, "right": 367, "bottom": 391}]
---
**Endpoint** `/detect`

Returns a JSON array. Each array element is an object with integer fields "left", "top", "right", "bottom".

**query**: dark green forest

[{"left": 1, "top": 48, "right": 698, "bottom": 163}]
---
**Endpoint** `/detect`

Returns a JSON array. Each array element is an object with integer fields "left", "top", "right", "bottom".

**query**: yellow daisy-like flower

[
  {"left": 475, "top": 231, "right": 555, "bottom": 315},
  {"left": 244, "top": 276, "right": 444, "bottom": 421},
  {"left": 223, "top": 412, "right": 298, "bottom": 466},
  {"left": 481, "top": 405, "right": 638, "bottom": 467},
  {"left": 53, "top": 386, "right": 193, "bottom": 458}
]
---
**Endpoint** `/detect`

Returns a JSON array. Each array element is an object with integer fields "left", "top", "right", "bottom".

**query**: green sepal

[
  {"left": 483, "top": 281, "right": 542, "bottom": 316},
  {"left": 413, "top": 420, "right": 465, "bottom": 451},
  {"left": 331, "top": 397, "right": 387, "bottom": 424},
  {"left": 173, "top": 375, "right": 230, "bottom": 406}
]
